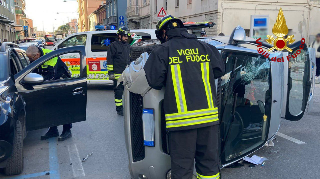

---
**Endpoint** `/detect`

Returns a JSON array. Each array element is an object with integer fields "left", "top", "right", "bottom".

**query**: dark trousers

[
  {"left": 316, "top": 58, "right": 320, "bottom": 76},
  {"left": 50, "top": 124, "right": 72, "bottom": 131},
  {"left": 114, "top": 80, "right": 124, "bottom": 111},
  {"left": 169, "top": 125, "right": 220, "bottom": 179}
]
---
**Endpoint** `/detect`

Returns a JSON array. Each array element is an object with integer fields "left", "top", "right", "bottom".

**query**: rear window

[{"left": 91, "top": 33, "right": 118, "bottom": 52}]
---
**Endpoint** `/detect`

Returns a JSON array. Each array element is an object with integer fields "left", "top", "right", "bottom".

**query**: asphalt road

[{"left": 0, "top": 84, "right": 319, "bottom": 179}]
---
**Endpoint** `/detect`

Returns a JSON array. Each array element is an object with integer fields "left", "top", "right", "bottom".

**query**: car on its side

[{"left": 0, "top": 43, "right": 88, "bottom": 176}]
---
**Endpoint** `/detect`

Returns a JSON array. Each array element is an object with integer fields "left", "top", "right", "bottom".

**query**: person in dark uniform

[
  {"left": 26, "top": 45, "right": 73, "bottom": 141},
  {"left": 144, "top": 15, "right": 225, "bottom": 179},
  {"left": 312, "top": 33, "right": 320, "bottom": 78},
  {"left": 107, "top": 27, "right": 131, "bottom": 116}
]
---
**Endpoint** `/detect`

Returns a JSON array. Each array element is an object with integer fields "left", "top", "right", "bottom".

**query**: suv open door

[
  {"left": 14, "top": 46, "right": 87, "bottom": 131},
  {"left": 281, "top": 41, "right": 316, "bottom": 121}
]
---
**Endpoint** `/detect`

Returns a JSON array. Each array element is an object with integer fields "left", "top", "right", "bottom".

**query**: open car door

[
  {"left": 219, "top": 47, "right": 274, "bottom": 166},
  {"left": 14, "top": 46, "right": 87, "bottom": 131},
  {"left": 281, "top": 41, "right": 316, "bottom": 121}
]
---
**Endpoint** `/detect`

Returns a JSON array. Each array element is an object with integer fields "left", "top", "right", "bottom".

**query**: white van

[{"left": 53, "top": 30, "right": 156, "bottom": 84}]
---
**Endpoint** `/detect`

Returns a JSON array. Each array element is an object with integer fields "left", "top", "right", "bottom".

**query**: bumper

[{"left": 0, "top": 140, "right": 13, "bottom": 163}]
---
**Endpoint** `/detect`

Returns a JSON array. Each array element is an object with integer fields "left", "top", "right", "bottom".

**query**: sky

[{"left": 25, "top": 0, "right": 78, "bottom": 32}]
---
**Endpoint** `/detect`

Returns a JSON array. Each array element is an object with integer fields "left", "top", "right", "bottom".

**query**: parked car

[
  {"left": 120, "top": 26, "right": 316, "bottom": 179},
  {"left": 0, "top": 43, "right": 87, "bottom": 175}
]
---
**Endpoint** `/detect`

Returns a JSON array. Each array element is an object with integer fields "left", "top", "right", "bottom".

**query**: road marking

[
  {"left": 276, "top": 132, "right": 306, "bottom": 145},
  {"left": 6, "top": 171, "right": 51, "bottom": 179},
  {"left": 49, "top": 138, "right": 61, "bottom": 179},
  {"left": 67, "top": 144, "right": 86, "bottom": 177}
]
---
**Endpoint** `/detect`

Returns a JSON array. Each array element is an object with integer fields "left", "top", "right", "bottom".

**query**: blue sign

[
  {"left": 110, "top": 25, "right": 116, "bottom": 30},
  {"left": 254, "top": 18, "right": 267, "bottom": 27},
  {"left": 119, "top": 16, "right": 124, "bottom": 21},
  {"left": 95, "top": 25, "right": 105, "bottom": 30},
  {"left": 119, "top": 21, "right": 124, "bottom": 25},
  {"left": 23, "top": 26, "right": 28, "bottom": 30}
]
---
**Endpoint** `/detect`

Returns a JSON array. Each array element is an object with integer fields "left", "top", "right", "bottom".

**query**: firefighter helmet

[
  {"left": 155, "top": 15, "right": 184, "bottom": 42},
  {"left": 117, "top": 26, "right": 131, "bottom": 37}
]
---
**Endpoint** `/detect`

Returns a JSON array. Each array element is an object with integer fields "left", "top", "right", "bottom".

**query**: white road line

[
  {"left": 276, "top": 132, "right": 306, "bottom": 145},
  {"left": 67, "top": 144, "right": 86, "bottom": 177}
]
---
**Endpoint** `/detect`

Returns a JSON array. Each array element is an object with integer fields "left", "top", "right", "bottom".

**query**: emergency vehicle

[
  {"left": 120, "top": 26, "right": 316, "bottom": 179},
  {"left": 52, "top": 30, "right": 157, "bottom": 85}
]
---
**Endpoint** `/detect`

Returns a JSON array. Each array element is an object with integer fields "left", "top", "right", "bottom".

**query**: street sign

[
  {"left": 157, "top": 7, "right": 167, "bottom": 17},
  {"left": 119, "top": 16, "right": 124, "bottom": 21},
  {"left": 23, "top": 26, "right": 28, "bottom": 30},
  {"left": 119, "top": 21, "right": 124, "bottom": 25}
]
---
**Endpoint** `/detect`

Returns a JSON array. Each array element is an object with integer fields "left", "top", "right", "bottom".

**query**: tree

[{"left": 56, "top": 23, "right": 70, "bottom": 36}]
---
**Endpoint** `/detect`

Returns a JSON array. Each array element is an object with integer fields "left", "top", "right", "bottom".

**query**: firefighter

[
  {"left": 144, "top": 15, "right": 225, "bottom": 179},
  {"left": 26, "top": 45, "right": 73, "bottom": 141},
  {"left": 107, "top": 26, "right": 131, "bottom": 116}
]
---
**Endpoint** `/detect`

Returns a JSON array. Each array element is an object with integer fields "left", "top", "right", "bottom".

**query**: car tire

[
  {"left": 19, "top": 113, "right": 27, "bottom": 139},
  {"left": 4, "top": 121, "right": 24, "bottom": 176}
]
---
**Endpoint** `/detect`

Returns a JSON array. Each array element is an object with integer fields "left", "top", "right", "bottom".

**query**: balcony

[
  {"left": 14, "top": 0, "right": 23, "bottom": 8},
  {"left": 126, "top": 6, "right": 140, "bottom": 18},
  {"left": 108, "top": 16, "right": 117, "bottom": 24},
  {"left": 0, "top": 5, "right": 15, "bottom": 23}
]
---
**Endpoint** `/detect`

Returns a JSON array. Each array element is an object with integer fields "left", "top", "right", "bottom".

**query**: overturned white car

[{"left": 120, "top": 26, "right": 316, "bottom": 179}]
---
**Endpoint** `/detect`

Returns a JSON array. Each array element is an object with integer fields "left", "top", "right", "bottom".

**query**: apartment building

[
  {"left": 69, "top": 19, "right": 78, "bottom": 33},
  {"left": 0, "top": 0, "right": 15, "bottom": 42},
  {"left": 77, "top": 0, "right": 105, "bottom": 32},
  {"left": 126, "top": 0, "right": 320, "bottom": 43}
]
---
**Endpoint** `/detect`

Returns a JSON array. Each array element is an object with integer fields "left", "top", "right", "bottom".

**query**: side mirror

[
  {"left": 23, "top": 73, "right": 44, "bottom": 85},
  {"left": 257, "top": 100, "right": 265, "bottom": 114}
]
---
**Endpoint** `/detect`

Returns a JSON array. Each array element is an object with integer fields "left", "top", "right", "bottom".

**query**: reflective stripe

[
  {"left": 171, "top": 65, "right": 187, "bottom": 113},
  {"left": 166, "top": 108, "right": 217, "bottom": 117},
  {"left": 197, "top": 172, "right": 220, "bottom": 179},
  {"left": 107, "top": 65, "right": 113, "bottom": 70},
  {"left": 159, "top": 17, "right": 173, "bottom": 29},
  {"left": 201, "top": 62, "right": 214, "bottom": 108},
  {"left": 166, "top": 109, "right": 218, "bottom": 121},
  {"left": 166, "top": 114, "right": 218, "bottom": 124},
  {"left": 115, "top": 99, "right": 122, "bottom": 102},
  {"left": 166, "top": 117, "right": 218, "bottom": 128},
  {"left": 116, "top": 103, "right": 123, "bottom": 106}
]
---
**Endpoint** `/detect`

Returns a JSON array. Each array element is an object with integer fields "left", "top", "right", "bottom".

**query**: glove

[{"left": 109, "top": 72, "right": 115, "bottom": 80}]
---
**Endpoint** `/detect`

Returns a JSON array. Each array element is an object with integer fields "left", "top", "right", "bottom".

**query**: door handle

[{"left": 73, "top": 87, "right": 83, "bottom": 95}]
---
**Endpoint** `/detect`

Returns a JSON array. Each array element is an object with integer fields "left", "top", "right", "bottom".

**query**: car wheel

[
  {"left": 4, "top": 121, "right": 24, "bottom": 176},
  {"left": 19, "top": 113, "right": 27, "bottom": 139}
]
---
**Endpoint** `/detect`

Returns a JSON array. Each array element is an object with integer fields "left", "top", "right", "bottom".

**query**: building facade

[
  {"left": 77, "top": 0, "right": 105, "bottom": 32},
  {"left": 105, "top": 0, "right": 128, "bottom": 30},
  {"left": 126, "top": 0, "right": 320, "bottom": 43},
  {"left": 0, "top": 0, "right": 15, "bottom": 42},
  {"left": 69, "top": 19, "right": 77, "bottom": 33}
]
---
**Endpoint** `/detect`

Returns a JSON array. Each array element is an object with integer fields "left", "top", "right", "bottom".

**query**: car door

[
  {"left": 219, "top": 47, "right": 272, "bottom": 166},
  {"left": 281, "top": 41, "right": 315, "bottom": 121},
  {"left": 14, "top": 46, "right": 87, "bottom": 131}
]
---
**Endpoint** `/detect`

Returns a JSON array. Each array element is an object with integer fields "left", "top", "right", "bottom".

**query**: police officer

[
  {"left": 26, "top": 46, "right": 73, "bottom": 141},
  {"left": 107, "top": 27, "right": 131, "bottom": 116},
  {"left": 144, "top": 15, "right": 225, "bottom": 179}
]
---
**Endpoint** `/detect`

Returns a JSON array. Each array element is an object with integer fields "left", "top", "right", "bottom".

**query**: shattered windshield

[{"left": 220, "top": 51, "right": 271, "bottom": 163}]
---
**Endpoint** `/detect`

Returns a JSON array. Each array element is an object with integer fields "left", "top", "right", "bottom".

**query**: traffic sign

[
  {"left": 119, "top": 21, "right": 124, "bottom": 25},
  {"left": 23, "top": 26, "right": 28, "bottom": 30},
  {"left": 157, "top": 7, "right": 167, "bottom": 17},
  {"left": 119, "top": 16, "right": 124, "bottom": 21}
]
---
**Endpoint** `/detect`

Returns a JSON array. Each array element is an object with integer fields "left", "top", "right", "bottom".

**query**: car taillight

[{"left": 142, "top": 109, "right": 155, "bottom": 147}]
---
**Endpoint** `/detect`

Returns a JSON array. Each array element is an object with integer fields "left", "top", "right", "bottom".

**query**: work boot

[
  {"left": 58, "top": 130, "right": 72, "bottom": 141},
  {"left": 41, "top": 127, "right": 59, "bottom": 140},
  {"left": 116, "top": 106, "right": 123, "bottom": 116},
  {"left": 117, "top": 110, "right": 124, "bottom": 116}
]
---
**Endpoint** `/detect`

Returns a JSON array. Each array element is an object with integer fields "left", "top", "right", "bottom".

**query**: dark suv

[{"left": 0, "top": 43, "right": 87, "bottom": 175}]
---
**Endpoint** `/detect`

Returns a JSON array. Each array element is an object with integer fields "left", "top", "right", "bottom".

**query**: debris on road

[
  {"left": 243, "top": 155, "right": 267, "bottom": 165},
  {"left": 82, "top": 152, "right": 93, "bottom": 162},
  {"left": 45, "top": 172, "right": 50, "bottom": 175}
]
